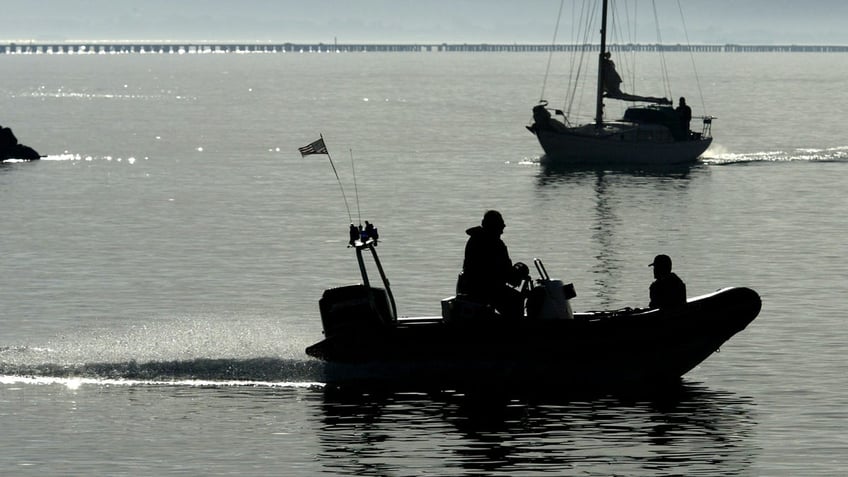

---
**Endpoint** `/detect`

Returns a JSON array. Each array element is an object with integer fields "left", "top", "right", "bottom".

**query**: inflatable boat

[{"left": 306, "top": 236, "right": 761, "bottom": 388}]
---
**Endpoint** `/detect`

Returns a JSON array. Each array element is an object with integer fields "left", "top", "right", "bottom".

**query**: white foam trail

[
  {"left": 0, "top": 374, "right": 324, "bottom": 389},
  {"left": 702, "top": 145, "right": 848, "bottom": 164},
  {"left": 39, "top": 153, "right": 145, "bottom": 163}
]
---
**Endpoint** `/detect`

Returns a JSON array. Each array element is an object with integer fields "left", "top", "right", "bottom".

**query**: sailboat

[{"left": 527, "top": 0, "right": 713, "bottom": 165}]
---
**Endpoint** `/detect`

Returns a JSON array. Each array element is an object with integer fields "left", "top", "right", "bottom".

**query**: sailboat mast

[{"left": 595, "top": 0, "right": 609, "bottom": 127}]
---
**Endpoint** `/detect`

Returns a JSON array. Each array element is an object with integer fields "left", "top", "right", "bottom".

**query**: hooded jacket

[{"left": 461, "top": 225, "right": 514, "bottom": 296}]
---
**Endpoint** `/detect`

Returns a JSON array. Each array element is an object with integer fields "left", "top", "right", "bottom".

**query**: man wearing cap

[
  {"left": 649, "top": 254, "right": 687, "bottom": 309},
  {"left": 459, "top": 210, "right": 527, "bottom": 317}
]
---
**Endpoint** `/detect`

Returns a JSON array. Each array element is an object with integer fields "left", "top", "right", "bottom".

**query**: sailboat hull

[{"left": 533, "top": 126, "right": 712, "bottom": 165}]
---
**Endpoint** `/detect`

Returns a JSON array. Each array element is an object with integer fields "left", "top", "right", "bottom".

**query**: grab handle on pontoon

[{"left": 534, "top": 258, "right": 550, "bottom": 281}]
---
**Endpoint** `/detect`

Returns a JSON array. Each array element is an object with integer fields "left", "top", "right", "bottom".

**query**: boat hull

[
  {"left": 533, "top": 127, "right": 712, "bottom": 165},
  {"left": 306, "top": 287, "right": 761, "bottom": 388}
]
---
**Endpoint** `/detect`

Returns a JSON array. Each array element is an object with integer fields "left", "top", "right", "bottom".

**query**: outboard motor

[
  {"left": 317, "top": 229, "right": 398, "bottom": 339},
  {"left": 319, "top": 284, "right": 393, "bottom": 338}
]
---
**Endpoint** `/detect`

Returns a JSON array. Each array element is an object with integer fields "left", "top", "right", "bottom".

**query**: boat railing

[{"left": 698, "top": 116, "right": 715, "bottom": 139}]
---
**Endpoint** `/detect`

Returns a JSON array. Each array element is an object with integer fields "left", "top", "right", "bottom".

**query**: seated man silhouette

[
  {"left": 648, "top": 254, "right": 687, "bottom": 309},
  {"left": 601, "top": 51, "right": 624, "bottom": 97},
  {"left": 602, "top": 52, "right": 671, "bottom": 104},
  {"left": 458, "top": 210, "right": 528, "bottom": 317}
]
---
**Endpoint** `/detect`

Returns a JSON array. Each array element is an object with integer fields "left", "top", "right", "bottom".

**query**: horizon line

[{"left": 4, "top": 39, "right": 848, "bottom": 47}]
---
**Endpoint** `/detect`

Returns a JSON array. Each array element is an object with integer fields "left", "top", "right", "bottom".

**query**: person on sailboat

[
  {"left": 648, "top": 254, "right": 687, "bottom": 309},
  {"left": 601, "top": 52, "right": 671, "bottom": 105},
  {"left": 601, "top": 52, "right": 624, "bottom": 97},
  {"left": 676, "top": 97, "right": 693, "bottom": 137},
  {"left": 531, "top": 103, "right": 568, "bottom": 133},
  {"left": 458, "top": 210, "right": 528, "bottom": 318}
]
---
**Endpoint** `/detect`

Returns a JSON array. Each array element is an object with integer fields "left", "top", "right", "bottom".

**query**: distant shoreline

[{"left": 3, "top": 42, "right": 848, "bottom": 54}]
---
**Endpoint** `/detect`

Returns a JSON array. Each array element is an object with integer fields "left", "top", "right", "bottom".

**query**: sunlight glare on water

[{"left": 1, "top": 51, "right": 846, "bottom": 476}]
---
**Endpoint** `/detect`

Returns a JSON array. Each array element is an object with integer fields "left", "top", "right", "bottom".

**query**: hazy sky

[{"left": 3, "top": 0, "right": 848, "bottom": 45}]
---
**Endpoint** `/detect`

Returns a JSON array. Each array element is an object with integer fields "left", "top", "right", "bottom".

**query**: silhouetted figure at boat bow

[{"left": 649, "top": 254, "right": 687, "bottom": 309}]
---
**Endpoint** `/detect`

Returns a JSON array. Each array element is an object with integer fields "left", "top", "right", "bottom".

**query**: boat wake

[
  {"left": 39, "top": 152, "right": 145, "bottom": 164},
  {"left": 0, "top": 351, "right": 326, "bottom": 389},
  {"left": 15, "top": 88, "right": 197, "bottom": 102},
  {"left": 0, "top": 315, "right": 328, "bottom": 388},
  {"left": 2, "top": 153, "right": 147, "bottom": 164},
  {"left": 703, "top": 145, "right": 848, "bottom": 164}
]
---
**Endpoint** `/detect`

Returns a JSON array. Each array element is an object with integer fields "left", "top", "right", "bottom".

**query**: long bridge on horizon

[{"left": 3, "top": 42, "right": 848, "bottom": 55}]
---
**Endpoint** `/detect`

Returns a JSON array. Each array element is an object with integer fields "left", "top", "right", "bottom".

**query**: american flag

[{"left": 298, "top": 137, "right": 328, "bottom": 156}]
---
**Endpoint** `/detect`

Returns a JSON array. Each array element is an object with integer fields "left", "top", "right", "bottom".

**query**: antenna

[{"left": 350, "top": 148, "right": 362, "bottom": 227}]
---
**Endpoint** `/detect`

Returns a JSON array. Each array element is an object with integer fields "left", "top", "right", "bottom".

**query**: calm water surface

[{"left": 1, "top": 52, "right": 846, "bottom": 475}]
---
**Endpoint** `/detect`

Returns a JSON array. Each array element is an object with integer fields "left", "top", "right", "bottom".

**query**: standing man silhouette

[{"left": 676, "top": 97, "right": 692, "bottom": 137}]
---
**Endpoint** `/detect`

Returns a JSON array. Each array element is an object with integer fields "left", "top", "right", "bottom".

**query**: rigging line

[
  {"left": 626, "top": 0, "right": 639, "bottom": 92},
  {"left": 651, "top": 0, "right": 673, "bottom": 100},
  {"left": 539, "top": 0, "right": 566, "bottom": 102},
  {"left": 564, "top": 0, "right": 581, "bottom": 116},
  {"left": 677, "top": 0, "right": 708, "bottom": 114},
  {"left": 608, "top": 0, "right": 631, "bottom": 88},
  {"left": 563, "top": 0, "right": 581, "bottom": 116},
  {"left": 609, "top": 0, "right": 633, "bottom": 87},
  {"left": 566, "top": 0, "right": 595, "bottom": 119},
  {"left": 563, "top": 0, "right": 580, "bottom": 116}
]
